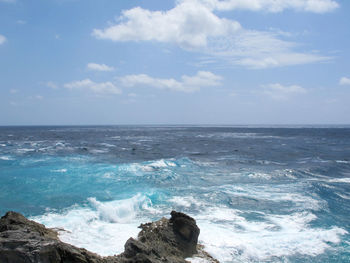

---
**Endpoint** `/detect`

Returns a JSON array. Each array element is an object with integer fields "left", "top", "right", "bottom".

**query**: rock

[
  {"left": 0, "top": 210, "right": 214, "bottom": 263},
  {"left": 0, "top": 211, "right": 117, "bottom": 263},
  {"left": 118, "top": 210, "right": 200, "bottom": 263},
  {"left": 169, "top": 211, "right": 200, "bottom": 257}
]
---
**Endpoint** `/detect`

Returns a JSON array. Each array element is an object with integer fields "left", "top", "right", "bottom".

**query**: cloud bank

[
  {"left": 87, "top": 63, "right": 114, "bottom": 72},
  {"left": 120, "top": 71, "right": 222, "bottom": 92},
  {"left": 64, "top": 79, "right": 122, "bottom": 95},
  {"left": 188, "top": 0, "right": 339, "bottom": 13},
  {"left": 92, "top": 0, "right": 333, "bottom": 69},
  {"left": 93, "top": 2, "right": 241, "bottom": 49},
  {"left": 262, "top": 83, "right": 306, "bottom": 100}
]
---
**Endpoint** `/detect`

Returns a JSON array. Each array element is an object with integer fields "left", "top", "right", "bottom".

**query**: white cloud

[
  {"left": 93, "top": 1, "right": 241, "bottom": 49},
  {"left": 0, "top": 34, "right": 7, "bottom": 45},
  {"left": 339, "top": 77, "right": 350, "bottom": 86},
  {"left": 192, "top": 0, "right": 339, "bottom": 13},
  {"left": 204, "top": 30, "right": 329, "bottom": 68},
  {"left": 87, "top": 63, "right": 114, "bottom": 72},
  {"left": 46, "top": 81, "right": 58, "bottom": 89},
  {"left": 64, "top": 79, "right": 122, "bottom": 95},
  {"left": 120, "top": 71, "right": 222, "bottom": 92},
  {"left": 261, "top": 83, "right": 306, "bottom": 100},
  {"left": 93, "top": 1, "right": 330, "bottom": 69}
]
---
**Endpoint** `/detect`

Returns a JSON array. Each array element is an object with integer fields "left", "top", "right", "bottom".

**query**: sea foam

[{"left": 32, "top": 194, "right": 157, "bottom": 256}]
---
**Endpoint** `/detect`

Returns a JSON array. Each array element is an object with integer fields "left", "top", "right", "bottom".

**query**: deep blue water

[{"left": 0, "top": 126, "right": 349, "bottom": 262}]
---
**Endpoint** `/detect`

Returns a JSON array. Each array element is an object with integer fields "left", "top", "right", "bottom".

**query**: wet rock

[
  {"left": 118, "top": 211, "right": 200, "bottom": 263},
  {"left": 0, "top": 210, "right": 214, "bottom": 263},
  {"left": 0, "top": 211, "right": 116, "bottom": 263}
]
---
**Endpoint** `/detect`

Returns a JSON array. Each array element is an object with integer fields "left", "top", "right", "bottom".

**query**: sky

[{"left": 0, "top": 0, "right": 350, "bottom": 125}]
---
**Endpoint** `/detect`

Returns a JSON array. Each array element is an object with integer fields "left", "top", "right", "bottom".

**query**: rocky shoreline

[{"left": 0, "top": 210, "right": 218, "bottom": 263}]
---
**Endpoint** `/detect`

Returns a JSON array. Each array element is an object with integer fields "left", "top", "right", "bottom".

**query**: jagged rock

[
  {"left": 0, "top": 210, "right": 213, "bottom": 263},
  {"left": 118, "top": 211, "right": 200, "bottom": 263},
  {"left": 0, "top": 211, "right": 117, "bottom": 263}
]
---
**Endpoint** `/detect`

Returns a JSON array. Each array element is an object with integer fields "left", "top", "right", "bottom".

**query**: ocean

[{"left": 0, "top": 126, "right": 349, "bottom": 262}]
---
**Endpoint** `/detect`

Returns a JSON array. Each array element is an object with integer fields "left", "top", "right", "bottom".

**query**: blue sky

[{"left": 1, "top": 0, "right": 349, "bottom": 125}]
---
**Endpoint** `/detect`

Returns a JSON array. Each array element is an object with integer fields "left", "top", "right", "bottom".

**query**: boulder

[{"left": 118, "top": 211, "right": 200, "bottom": 262}]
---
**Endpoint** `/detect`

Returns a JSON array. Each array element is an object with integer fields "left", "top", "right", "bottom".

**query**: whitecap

[
  {"left": 328, "top": 178, "right": 350, "bottom": 183},
  {"left": 51, "top": 169, "right": 67, "bottom": 173},
  {"left": 90, "top": 149, "right": 109, "bottom": 154},
  {"left": 335, "top": 193, "right": 350, "bottom": 200},
  {"left": 169, "top": 196, "right": 200, "bottom": 208},
  {"left": 335, "top": 160, "right": 350, "bottom": 164},
  {"left": 246, "top": 172, "right": 272, "bottom": 180},
  {"left": 218, "top": 184, "right": 322, "bottom": 211},
  {"left": 99, "top": 143, "right": 116, "bottom": 148},
  {"left": 16, "top": 148, "right": 35, "bottom": 153},
  {"left": 196, "top": 211, "right": 348, "bottom": 262},
  {"left": 0, "top": 155, "right": 14, "bottom": 161},
  {"left": 32, "top": 194, "right": 158, "bottom": 256}
]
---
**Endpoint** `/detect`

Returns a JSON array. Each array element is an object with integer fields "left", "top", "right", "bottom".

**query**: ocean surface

[{"left": 0, "top": 126, "right": 350, "bottom": 262}]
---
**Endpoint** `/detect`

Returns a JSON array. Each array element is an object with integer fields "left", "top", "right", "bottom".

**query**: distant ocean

[{"left": 1, "top": 126, "right": 349, "bottom": 262}]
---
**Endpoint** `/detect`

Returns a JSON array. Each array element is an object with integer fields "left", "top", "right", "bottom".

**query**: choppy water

[{"left": 0, "top": 126, "right": 349, "bottom": 262}]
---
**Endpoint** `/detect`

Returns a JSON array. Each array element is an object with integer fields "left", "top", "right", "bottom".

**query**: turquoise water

[{"left": 0, "top": 126, "right": 349, "bottom": 262}]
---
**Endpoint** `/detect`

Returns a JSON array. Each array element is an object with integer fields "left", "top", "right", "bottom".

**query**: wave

[
  {"left": 0, "top": 155, "right": 14, "bottom": 161},
  {"left": 327, "top": 178, "right": 350, "bottom": 183},
  {"left": 215, "top": 184, "right": 323, "bottom": 211},
  {"left": 29, "top": 187, "right": 348, "bottom": 262},
  {"left": 31, "top": 194, "right": 159, "bottom": 256},
  {"left": 196, "top": 210, "right": 347, "bottom": 262}
]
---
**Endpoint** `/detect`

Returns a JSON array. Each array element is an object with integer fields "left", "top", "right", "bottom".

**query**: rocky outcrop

[
  {"left": 118, "top": 211, "right": 200, "bottom": 263},
  {"left": 0, "top": 210, "right": 215, "bottom": 263},
  {"left": 0, "top": 211, "right": 114, "bottom": 263}
]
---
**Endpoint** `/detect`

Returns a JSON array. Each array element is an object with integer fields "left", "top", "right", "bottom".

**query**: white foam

[
  {"left": 87, "top": 195, "right": 148, "bottom": 223},
  {"left": 149, "top": 159, "right": 176, "bottom": 168},
  {"left": 196, "top": 206, "right": 245, "bottom": 222},
  {"left": 51, "top": 169, "right": 67, "bottom": 173},
  {"left": 0, "top": 155, "right": 14, "bottom": 161},
  {"left": 197, "top": 211, "right": 348, "bottom": 262},
  {"left": 169, "top": 196, "right": 199, "bottom": 208},
  {"left": 187, "top": 257, "right": 211, "bottom": 263},
  {"left": 16, "top": 148, "right": 35, "bottom": 153},
  {"left": 90, "top": 149, "right": 109, "bottom": 154},
  {"left": 125, "top": 159, "right": 178, "bottom": 173},
  {"left": 336, "top": 193, "right": 350, "bottom": 200},
  {"left": 335, "top": 160, "right": 350, "bottom": 164},
  {"left": 99, "top": 143, "right": 116, "bottom": 148},
  {"left": 246, "top": 172, "right": 272, "bottom": 180},
  {"left": 219, "top": 184, "right": 322, "bottom": 211},
  {"left": 32, "top": 194, "right": 157, "bottom": 256},
  {"left": 328, "top": 178, "right": 350, "bottom": 183}
]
